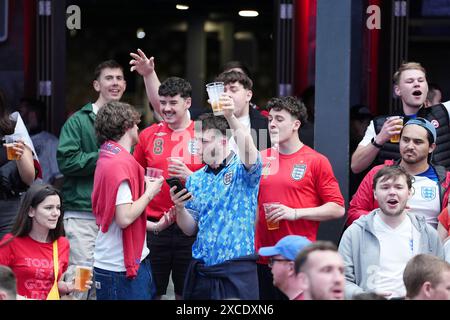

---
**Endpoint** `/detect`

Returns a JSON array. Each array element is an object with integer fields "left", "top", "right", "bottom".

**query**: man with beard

[
  {"left": 351, "top": 62, "right": 450, "bottom": 173},
  {"left": 294, "top": 241, "right": 345, "bottom": 300},
  {"left": 169, "top": 97, "right": 262, "bottom": 299},
  {"left": 348, "top": 117, "right": 450, "bottom": 229},
  {"left": 339, "top": 166, "right": 443, "bottom": 299}
]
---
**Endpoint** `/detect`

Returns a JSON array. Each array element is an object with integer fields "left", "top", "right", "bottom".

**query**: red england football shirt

[
  {"left": 256, "top": 146, "right": 344, "bottom": 264},
  {"left": 133, "top": 121, "right": 204, "bottom": 219}
]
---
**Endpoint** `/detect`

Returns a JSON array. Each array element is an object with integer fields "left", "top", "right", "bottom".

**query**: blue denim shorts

[{"left": 94, "top": 258, "right": 156, "bottom": 300}]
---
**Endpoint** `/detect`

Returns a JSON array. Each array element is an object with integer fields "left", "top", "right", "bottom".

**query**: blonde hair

[{"left": 392, "top": 62, "right": 426, "bottom": 85}]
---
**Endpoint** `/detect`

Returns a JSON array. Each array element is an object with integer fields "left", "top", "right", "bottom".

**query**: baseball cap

[
  {"left": 258, "top": 235, "right": 311, "bottom": 260},
  {"left": 404, "top": 117, "right": 437, "bottom": 143}
]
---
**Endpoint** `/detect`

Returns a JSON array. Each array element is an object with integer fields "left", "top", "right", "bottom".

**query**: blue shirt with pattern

[{"left": 185, "top": 153, "right": 262, "bottom": 266}]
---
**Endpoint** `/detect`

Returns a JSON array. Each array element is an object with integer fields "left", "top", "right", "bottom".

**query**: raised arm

[
  {"left": 129, "top": 49, "right": 162, "bottom": 117},
  {"left": 221, "top": 94, "right": 258, "bottom": 169}
]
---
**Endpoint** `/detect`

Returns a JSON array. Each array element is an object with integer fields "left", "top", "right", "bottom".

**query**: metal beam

[
  {"left": 51, "top": 0, "right": 66, "bottom": 135},
  {"left": 315, "top": 0, "right": 352, "bottom": 244},
  {"left": 186, "top": 15, "right": 206, "bottom": 115}
]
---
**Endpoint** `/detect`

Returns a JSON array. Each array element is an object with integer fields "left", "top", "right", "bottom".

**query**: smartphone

[{"left": 166, "top": 177, "right": 192, "bottom": 200}]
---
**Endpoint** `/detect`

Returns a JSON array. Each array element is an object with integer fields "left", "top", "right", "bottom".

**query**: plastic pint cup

[
  {"left": 4, "top": 134, "right": 21, "bottom": 160},
  {"left": 388, "top": 116, "right": 404, "bottom": 143},
  {"left": 74, "top": 263, "right": 93, "bottom": 292},
  {"left": 146, "top": 167, "right": 163, "bottom": 180},
  {"left": 206, "top": 82, "right": 225, "bottom": 116},
  {"left": 263, "top": 202, "right": 280, "bottom": 231}
]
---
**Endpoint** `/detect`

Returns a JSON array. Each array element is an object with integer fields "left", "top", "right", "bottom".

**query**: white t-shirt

[
  {"left": 370, "top": 214, "right": 421, "bottom": 298},
  {"left": 94, "top": 181, "right": 150, "bottom": 272},
  {"left": 409, "top": 175, "right": 440, "bottom": 228},
  {"left": 444, "top": 240, "right": 450, "bottom": 264},
  {"left": 92, "top": 103, "right": 99, "bottom": 115},
  {"left": 358, "top": 100, "right": 450, "bottom": 147}
]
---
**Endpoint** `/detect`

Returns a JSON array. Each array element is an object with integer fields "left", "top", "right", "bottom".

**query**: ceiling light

[
  {"left": 136, "top": 28, "right": 146, "bottom": 39},
  {"left": 238, "top": 10, "right": 259, "bottom": 17},
  {"left": 176, "top": 4, "right": 189, "bottom": 10}
]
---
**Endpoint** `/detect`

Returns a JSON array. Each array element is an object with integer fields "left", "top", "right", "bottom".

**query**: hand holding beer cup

[
  {"left": 219, "top": 93, "right": 235, "bottom": 119},
  {"left": 146, "top": 167, "right": 163, "bottom": 181},
  {"left": 3, "top": 134, "right": 24, "bottom": 160},
  {"left": 387, "top": 116, "right": 404, "bottom": 143},
  {"left": 206, "top": 82, "right": 224, "bottom": 116},
  {"left": 167, "top": 157, "right": 187, "bottom": 179},
  {"left": 74, "top": 261, "right": 93, "bottom": 292},
  {"left": 263, "top": 202, "right": 281, "bottom": 231}
]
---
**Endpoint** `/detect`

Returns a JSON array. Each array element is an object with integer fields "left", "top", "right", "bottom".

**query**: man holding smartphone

[{"left": 170, "top": 92, "right": 262, "bottom": 300}]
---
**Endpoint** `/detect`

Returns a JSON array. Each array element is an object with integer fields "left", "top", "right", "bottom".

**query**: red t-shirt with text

[{"left": 0, "top": 234, "right": 70, "bottom": 299}]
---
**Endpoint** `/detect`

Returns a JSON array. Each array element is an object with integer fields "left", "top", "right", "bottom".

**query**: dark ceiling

[{"left": 71, "top": 0, "right": 275, "bottom": 27}]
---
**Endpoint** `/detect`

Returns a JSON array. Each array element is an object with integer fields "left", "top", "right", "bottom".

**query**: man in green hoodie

[{"left": 57, "top": 60, "right": 126, "bottom": 299}]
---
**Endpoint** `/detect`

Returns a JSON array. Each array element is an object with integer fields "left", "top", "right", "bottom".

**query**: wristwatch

[{"left": 371, "top": 137, "right": 383, "bottom": 149}]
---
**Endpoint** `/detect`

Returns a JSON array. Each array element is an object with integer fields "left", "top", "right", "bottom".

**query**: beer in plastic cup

[
  {"left": 4, "top": 134, "right": 21, "bottom": 160},
  {"left": 263, "top": 202, "right": 280, "bottom": 231},
  {"left": 388, "top": 116, "right": 403, "bottom": 143},
  {"left": 167, "top": 157, "right": 183, "bottom": 176},
  {"left": 206, "top": 82, "right": 224, "bottom": 116},
  {"left": 146, "top": 167, "right": 163, "bottom": 180},
  {"left": 74, "top": 263, "right": 93, "bottom": 292}
]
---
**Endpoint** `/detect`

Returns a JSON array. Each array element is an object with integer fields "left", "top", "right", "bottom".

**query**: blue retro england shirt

[{"left": 185, "top": 153, "right": 262, "bottom": 266}]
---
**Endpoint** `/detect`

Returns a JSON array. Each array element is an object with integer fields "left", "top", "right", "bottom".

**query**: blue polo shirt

[{"left": 185, "top": 153, "right": 262, "bottom": 266}]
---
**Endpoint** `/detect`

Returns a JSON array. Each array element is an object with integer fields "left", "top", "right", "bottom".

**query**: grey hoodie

[{"left": 338, "top": 210, "right": 443, "bottom": 299}]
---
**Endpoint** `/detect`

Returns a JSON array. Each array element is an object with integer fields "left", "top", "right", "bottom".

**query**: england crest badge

[
  {"left": 421, "top": 186, "right": 436, "bottom": 201},
  {"left": 223, "top": 172, "right": 233, "bottom": 185},
  {"left": 291, "top": 164, "right": 307, "bottom": 181},
  {"left": 188, "top": 139, "right": 200, "bottom": 155}
]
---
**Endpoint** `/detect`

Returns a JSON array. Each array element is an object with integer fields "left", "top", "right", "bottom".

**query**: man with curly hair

[
  {"left": 92, "top": 101, "right": 172, "bottom": 300},
  {"left": 255, "top": 96, "right": 345, "bottom": 300}
]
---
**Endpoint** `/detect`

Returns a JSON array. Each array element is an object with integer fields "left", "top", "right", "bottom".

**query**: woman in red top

[{"left": 0, "top": 184, "right": 77, "bottom": 299}]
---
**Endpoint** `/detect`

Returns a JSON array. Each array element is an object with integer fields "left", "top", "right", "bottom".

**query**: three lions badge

[{"left": 291, "top": 164, "right": 307, "bottom": 181}]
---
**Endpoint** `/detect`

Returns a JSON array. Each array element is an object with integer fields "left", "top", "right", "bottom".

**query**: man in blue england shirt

[{"left": 170, "top": 92, "right": 262, "bottom": 300}]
